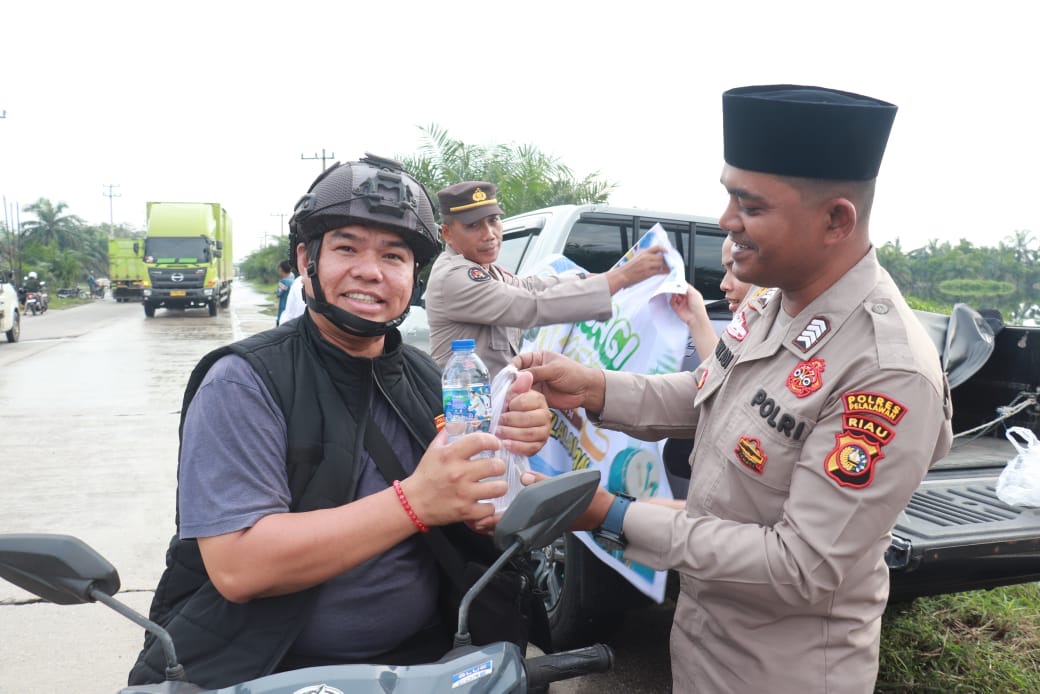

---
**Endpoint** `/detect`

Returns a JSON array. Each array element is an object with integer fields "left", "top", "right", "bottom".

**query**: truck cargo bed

[{"left": 888, "top": 435, "right": 1040, "bottom": 601}]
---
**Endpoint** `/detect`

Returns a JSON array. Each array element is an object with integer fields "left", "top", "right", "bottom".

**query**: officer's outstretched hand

[
  {"left": 495, "top": 369, "right": 552, "bottom": 456},
  {"left": 605, "top": 246, "right": 669, "bottom": 294},
  {"left": 405, "top": 430, "right": 508, "bottom": 526},
  {"left": 512, "top": 351, "right": 607, "bottom": 416}
]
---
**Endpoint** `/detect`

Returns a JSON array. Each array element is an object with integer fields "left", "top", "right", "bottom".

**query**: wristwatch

[{"left": 593, "top": 493, "right": 635, "bottom": 553}]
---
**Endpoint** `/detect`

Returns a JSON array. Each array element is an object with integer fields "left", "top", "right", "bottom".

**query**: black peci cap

[{"left": 723, "top": 85, "right": 897, "bottom": 181}]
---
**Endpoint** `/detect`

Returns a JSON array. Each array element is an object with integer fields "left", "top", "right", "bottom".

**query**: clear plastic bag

[
  {"left": 482, "top": 364, "right": 531, "bottom": 512},
  {"left": 995, "top": 427, "right": 1040, "bottom": 507}
]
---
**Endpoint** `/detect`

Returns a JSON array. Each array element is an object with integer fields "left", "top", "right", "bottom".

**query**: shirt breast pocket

[{"left": 704, "top": 404, "right": 814, "bottom": 525}]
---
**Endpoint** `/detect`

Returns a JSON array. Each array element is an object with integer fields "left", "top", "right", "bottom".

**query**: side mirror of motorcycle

[
  {"left": 493, "top": 469, "right": 600, "bottom": 553},
  {"left": 0, "top": 534, "right": 120, "bottom": 605}
]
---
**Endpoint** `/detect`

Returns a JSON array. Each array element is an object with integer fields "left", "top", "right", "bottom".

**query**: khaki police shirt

[
  {"left": 426, "top": 247, "right": 614, "bottom": 377},
  {"left": 597, "top": 248, "right": 953, "bottom": 693}
]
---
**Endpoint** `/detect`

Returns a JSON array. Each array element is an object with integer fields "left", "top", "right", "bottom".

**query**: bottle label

[{"left": 442, "top": 384, "right": 492, "bottom": 432}]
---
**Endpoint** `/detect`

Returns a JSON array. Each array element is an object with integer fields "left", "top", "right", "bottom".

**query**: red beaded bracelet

[{"left": 393, "top": 480, "right": 429, "bottom": 533}]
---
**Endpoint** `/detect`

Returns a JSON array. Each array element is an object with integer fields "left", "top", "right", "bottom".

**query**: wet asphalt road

[{"left": 0, "top": 284, "right": 674, "bottom": 693}]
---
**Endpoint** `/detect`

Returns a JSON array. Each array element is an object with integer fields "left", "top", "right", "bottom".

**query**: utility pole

[
  {"left": 102, "top": 184, "right": 121, "bottom": 237},
  {"left": 301, "top": 148, "right": 335, "bottom": 171},
  {"left": 270, "top": 212, "right": 287, "bottom": 238}
]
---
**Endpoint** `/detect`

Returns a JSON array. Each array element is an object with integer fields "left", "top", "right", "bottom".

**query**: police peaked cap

[{"left": 723, "top": 85, "right": 897, "bottom": 181}]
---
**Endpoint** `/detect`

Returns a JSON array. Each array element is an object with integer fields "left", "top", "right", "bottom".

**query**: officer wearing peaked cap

[
  {"left": 425, "top": 180, "right": 669, "bottom": 377},
  {"left": 512, "top": 86, "right": 953, "bottom": 693}
]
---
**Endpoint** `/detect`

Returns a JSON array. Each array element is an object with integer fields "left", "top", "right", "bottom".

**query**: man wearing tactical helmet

[{"left": 130, "top": 155, "right": 553, "bottom": 689}]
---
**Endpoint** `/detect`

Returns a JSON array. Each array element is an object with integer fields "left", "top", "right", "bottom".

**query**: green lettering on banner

[{"left": 577, "top": 315, "right": 640, "bottom": 371}]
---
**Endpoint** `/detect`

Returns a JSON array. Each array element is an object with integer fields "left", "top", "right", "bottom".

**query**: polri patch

[
  {"left": 842, "top": 391, "right": 907, "bottom": 424},
  {"left": 735, "top": 436, "right": 767, "bottom": 474},
  {"left": 786, "top": 358, "right": 826, "bottom": 398},
  {"left": 467, "top": 266, "right": 492, "bottom": 282},
  {"left": 726, "top": 310, "right": 748, "bottom": 341},
  {"left": 793, "top": 316, "right": 830, "bottom": 352},
  {"left": 825, "top": 431, "right": 884, "bottom": 488}
]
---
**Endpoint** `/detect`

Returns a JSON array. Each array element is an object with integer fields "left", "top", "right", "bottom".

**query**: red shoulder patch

[
  {"left": 467, "top": 267, "right": 491, "bottom": 282},
  {"left": 824, "top": 431, "right": 884, "bottom": 488}
]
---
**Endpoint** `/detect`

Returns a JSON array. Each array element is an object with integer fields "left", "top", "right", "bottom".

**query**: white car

[{"left": 0, "top": 281, "right": 21, "bottom": 343}]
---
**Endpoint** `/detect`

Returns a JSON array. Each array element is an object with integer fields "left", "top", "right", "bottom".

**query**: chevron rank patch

[
  {"left": 786, "top": 358, "right": 825, "bottom": 398},
  {"left": 468, "top": 267, "right": 491, "bottom": 282},
  {"left": 793, "top": 316, "right": 830, "bottom": 352},
  {"left": 735, "top": 436, "right": 767, "bottom": 474},
  {"left": 825, "top": 431, "right": 884, "bottom": 488}
]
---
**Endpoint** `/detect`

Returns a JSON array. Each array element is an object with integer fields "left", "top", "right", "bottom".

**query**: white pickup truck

[
  {"left": 407, "top": 203, "right": 1040, "bottom": 651},
  {"left": 0, "top": 280, "right": 21, "bottom": 343}
]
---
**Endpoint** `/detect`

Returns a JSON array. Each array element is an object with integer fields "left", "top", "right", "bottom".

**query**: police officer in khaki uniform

[
  {"left": 425, "top": 181, "right": 668, "bottom": 376},
  {"left": 511, "top": 85, "right": 954, "bottom": 693}
]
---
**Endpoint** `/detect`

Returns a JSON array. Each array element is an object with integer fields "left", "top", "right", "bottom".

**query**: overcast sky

[{"left": 2, "top": 1, "right": 1037, "bottom": 263}]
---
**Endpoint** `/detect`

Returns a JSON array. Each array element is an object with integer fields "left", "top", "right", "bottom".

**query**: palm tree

[
  {"left": 1003, "top": 229, "right": 1038, "bottom": 264},
  {"left": 399, "top": 125, "right": 616, "bottom": 216},
  {"left": 20, "top": 198, "right": 86, "bottom": 249}
]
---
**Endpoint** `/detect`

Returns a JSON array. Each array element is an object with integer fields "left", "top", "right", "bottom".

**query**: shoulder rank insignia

[
  {"left": 467, "top": 266, "right": 492, "bottom": 282},
  {"left": 825, "top": 431, "right": 884, "bottom": 488},
  {"left": 793, "top": 316, "right": 830, "bottom": 352},
  {"left": 786, "top": 358, "right": 826, "bottom": 398},
  {"left": 747, "top": 286, "right": 778, "bottom": 313}
]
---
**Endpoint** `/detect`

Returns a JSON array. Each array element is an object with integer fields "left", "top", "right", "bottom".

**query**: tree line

[
  {"left": 5, "top": 126, "right": 1037, "bottom": 323},
  {"left": 2, "top": 198, "right": 140, "bottom": 289}
]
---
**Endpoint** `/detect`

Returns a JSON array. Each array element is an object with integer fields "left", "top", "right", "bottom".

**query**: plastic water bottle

[{"left": 441, "top": 339, "right": 492, "bottom": 444}]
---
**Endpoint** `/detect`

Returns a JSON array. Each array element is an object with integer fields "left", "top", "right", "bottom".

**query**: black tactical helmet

[{"left": 287, "top": 153, "right": 440, "bottom": 273}]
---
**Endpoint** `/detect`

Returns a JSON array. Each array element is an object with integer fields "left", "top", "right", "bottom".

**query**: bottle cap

[{"left": 451, "top": 339, "right": 476, "bottom": 351}]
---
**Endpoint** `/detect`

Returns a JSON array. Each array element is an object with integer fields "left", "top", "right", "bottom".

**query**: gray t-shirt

[{"left": 178, "top": 354, "right": 440, "bottom": 660}]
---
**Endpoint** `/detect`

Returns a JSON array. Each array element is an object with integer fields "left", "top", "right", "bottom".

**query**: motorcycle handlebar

[{"left": 525, "top": 643, "right": 614, "bottom": 689}]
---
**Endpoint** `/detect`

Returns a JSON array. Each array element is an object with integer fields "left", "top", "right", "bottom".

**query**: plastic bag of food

[
  {"left": 995, "top": 427, "right": 1040, "bottom": 507},
  {"left": 483, "top": 364, "right": 531, "bottom": 512}
]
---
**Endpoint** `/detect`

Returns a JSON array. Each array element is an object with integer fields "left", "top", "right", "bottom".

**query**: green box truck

[
  {"left": 141, "top": 202, "right": 233, "bottom": 317},
  {"left": 107, "top": 237, "right": 147, "bottom": 302}
]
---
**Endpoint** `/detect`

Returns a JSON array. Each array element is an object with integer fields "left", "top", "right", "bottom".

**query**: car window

[
  {"left": 665, "top": 223, "right": 727, "bottom": 301},
  {"left": 563, "top": 220, "right": 632, "bottom": 273},
  {"left": 499, "top": 231, "right": 536, "bottom": 274}
]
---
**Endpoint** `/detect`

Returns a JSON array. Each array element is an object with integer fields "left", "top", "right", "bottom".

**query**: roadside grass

[{"left": 877, "top": 582, "right": 1040, "bottom": 693}]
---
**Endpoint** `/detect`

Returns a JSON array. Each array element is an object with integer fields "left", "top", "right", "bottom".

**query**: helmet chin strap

[{"left": 304, "top": 246, "right": 411, "bottom": 339}]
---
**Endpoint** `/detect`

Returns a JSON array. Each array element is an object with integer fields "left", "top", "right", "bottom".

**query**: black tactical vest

[{"left": 128, "top": 317, "right": 442, "bottom": 688}]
